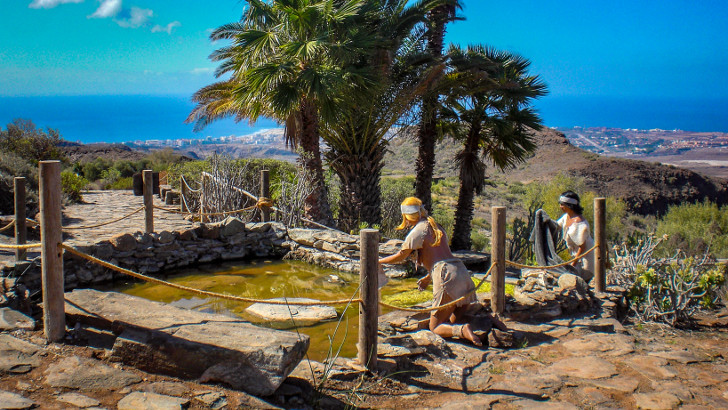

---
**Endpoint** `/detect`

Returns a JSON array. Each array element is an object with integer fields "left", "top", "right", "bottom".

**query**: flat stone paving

[{"left": 1, "top": 190, "right": 195, "bottom": 267}]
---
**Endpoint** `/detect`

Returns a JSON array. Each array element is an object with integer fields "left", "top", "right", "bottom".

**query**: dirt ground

[{"left": 2, "top": 309, "right": 727, "bottom": 409}]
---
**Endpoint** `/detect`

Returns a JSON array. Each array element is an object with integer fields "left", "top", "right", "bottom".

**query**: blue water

[
  {"left": 1, "top": 94, "right": 727, "bottom": 144},
  {"left": 0, "top": 95, "right": 281, "bottom": 144}
]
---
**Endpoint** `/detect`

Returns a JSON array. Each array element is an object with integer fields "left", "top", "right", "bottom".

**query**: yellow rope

[
  {"left": 505, "top": 244, "right": 599, "bottom": 270},
  {"left": 0, "top": 242, "right": 42, "bottom": 250},
  {"left": 26, "top": 218, "right": 39, "bottom": 226},
  {"left": 59, "top": 243, "right": 363, "bottom": 306},
  {"left": 379, "top": 263, "right": 496, "bottom": 313},
  {"left": 154, "top": 197, "right": 272, "bottom": 217},
  {"left": 62, "top": 207, "right": 144, "bottom": 231},
  {"left": 0, "top": 219, "right": 15, "bottom": 233}
]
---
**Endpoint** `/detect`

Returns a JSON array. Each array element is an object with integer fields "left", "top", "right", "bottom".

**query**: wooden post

[
  {"left": 40, "top": 161, "right": 64, "bottom": 342},
  {"left": 260, "top": 169, "right": 270, "bottom": 222},
  {"left": 143, "top": 170, "right": 154, "bottom": 233},
  {"left": 180, "top": 177, "right": 188, "bottom": 213},
  {"left": 358, "top": 228, "right": 379, "bottom": 371},
  {"left": 14, "top": 177, "right": 27, "bottom": 261},
  {"left": 594, "top": 197, "right": 607, "bottom": 292},
  {"left": 491, "top": 206, "right": 506, "bottom": 314},
  {"left": 201, "top": 174, "right": 209, "bottom": 223}
]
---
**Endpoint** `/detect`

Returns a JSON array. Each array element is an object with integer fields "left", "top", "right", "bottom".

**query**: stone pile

[{"left": 507, "top": 269, "right": 597, "bottom": 321}]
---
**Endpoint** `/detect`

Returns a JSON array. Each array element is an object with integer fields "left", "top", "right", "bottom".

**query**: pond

[{"left": 114, "top": 259, "right": 426, "bottom": 362}]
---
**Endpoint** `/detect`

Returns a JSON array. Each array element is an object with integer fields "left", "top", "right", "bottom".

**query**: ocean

[{"left": 1, "top": 94, "right": 727, "bottom": 144}]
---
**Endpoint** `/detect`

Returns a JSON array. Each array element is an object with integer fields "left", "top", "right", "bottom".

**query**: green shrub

[
  {"left": 471, "top": 229, "right": 489, "bottom": 252},
  {"left": 656, "top": 201, "right": 728, "bottom": 258},
  {"left": 108, "top": 177, "right": 133, "bottom": 190},
  {"left": 380, "top": 176, "right": 415, "bottom": 238},
  {"left": 0, "top": 119, "right": 66, "bottom": 164},
  {"left": 61, "top": 171, "right": 88, "bottom": 203}
]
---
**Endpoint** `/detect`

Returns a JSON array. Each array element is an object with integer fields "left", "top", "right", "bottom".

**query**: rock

[
  {"left": 93, "top": 242, "right": 114, "bottom": 259},
  {"left": 44, "top": 356, "right": 142, "bottom": 390},
  {"left": 246, "top": 222, "right": 272, "bottom": 233},
  {"left": 220, "top": 216, "right": 247, "bottom": 238},
  {"left": 287, "top": 229, "right": 317, "bottom": 246},
  {"left": 633, "top": 392, "right": 681, "bottom": 409},
  {"left": 377, "top": 343, "right": 417, "bottom": 357},
  {"left": 57, "top": 392, "right": 101, "bottom": 408},
  {"left": 410, "top": 330, "right": 453, "bottom": 358},
  {"left": 136, "top": 381, "right": 189, "bottom": 397},
  {"left": 557, "top": 273, "right": 588, "bottom": 293},
  {"left": 194, "top": 391, "right": 226, "bottom": 409},
  {"left": 245, "top": 298, "right": 338, "bottom": 322},
  {"left": 648, "top": 350, "right": 702, "bottom": 364},
  {"left": 510, "top": 399, "right": 579, "bottom": 409},
  {"left": 560, "top": 333, "right": 635, "bottom": 357},
  {"left": 0, "top": 334, "right": 42, "bottom": 375},
  {"left": 110, "top": 233, "right": 137, "bottom": 252},
  {"left": 587, "top": 376, "right": 640, "bottom": 393},
  {"left": 157, "top": 231, "right": 175, "bottom": 244},
  {"left": 117, "top": 392, "right": 189, "bottom": 410},
  {"left": 488, "top": 328, "right": 523, "bottom": 349},
  {"left": 313, "top": 230, "right": 357, "bottom": 244},
  {"left": 0, "top": 390, "right": 34, "bottom": 409},
  {"left": 65, "top": 289, "right": 309, "bottom": 396},
  {"left": 625, "top": 356, "right": 677, "bottom": 380},
  {"left": 487, "top": 373, "right": 563, "bottom": 398},
  {"left": 200, "top": 224, "right": 220, "bottom": 239},
  {"left": 546, "top": 356, "right": 617, "bottom": 379},
  {"left": 0, "top": 307, "right": 35, "bottom": 331}
]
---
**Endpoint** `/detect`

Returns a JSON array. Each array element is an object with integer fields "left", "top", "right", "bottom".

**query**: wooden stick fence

[{"left": 17, "top": 164, "right": 608, "bottom": 370}]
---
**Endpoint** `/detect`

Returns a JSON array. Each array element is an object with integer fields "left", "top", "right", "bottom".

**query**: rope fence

[
  {"left": 62, "top": 207, "right": 144, "bottom": 231},
  {"left": 0, "top": 242, "right": 42, "bottom": 250},
  {"left": 505, "top": 244, "right": 598, "bottom": 270},
  {"left": 0, "top": 219, "right": 15, "bottom": 233}
]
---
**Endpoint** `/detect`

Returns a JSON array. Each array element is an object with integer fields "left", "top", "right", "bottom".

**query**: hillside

[
  {"left": 60, "top": 142, "right": 146, "bottom": 163},
  {"left": 500, "top": 128, "right": 728, "bottom": 215},
  {"left": 383, "top": 128, "right": 728, "bottom": 216}
]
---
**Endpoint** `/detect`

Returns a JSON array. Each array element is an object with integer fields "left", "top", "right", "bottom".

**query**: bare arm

[
  {"left": 573, "top": 243, "right": 587, "bottom": 267},
  {"left": 379, "top": 248, "right": 414, "bottom": 265}
]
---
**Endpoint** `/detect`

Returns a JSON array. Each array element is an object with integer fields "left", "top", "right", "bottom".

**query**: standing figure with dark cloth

[
  {"left": 378, "top": 197, "right": 483, "bottom": 346},
  {"left": 556, "top": 191, "right": 595, "bottom": 282}
]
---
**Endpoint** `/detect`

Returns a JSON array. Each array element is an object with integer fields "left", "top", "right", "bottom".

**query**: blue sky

[{"left": 2, "top": 0, "right": 727, "bottom": 100}]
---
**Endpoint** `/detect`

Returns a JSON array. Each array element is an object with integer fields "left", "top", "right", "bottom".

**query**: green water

[{"left": 114, "top": 260, "right": 423, "bottom": 362}]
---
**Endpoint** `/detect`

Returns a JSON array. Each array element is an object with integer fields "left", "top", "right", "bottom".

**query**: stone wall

[{"left": 1, "top": 218, "right": 290, "bottom": 293}]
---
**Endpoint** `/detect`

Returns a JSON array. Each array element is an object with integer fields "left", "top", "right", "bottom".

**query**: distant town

[
  {"left": 557, "top": 127, "right": 728, "bottom": 157},
  {"left": 123, "top": 128, "right": 286, "bottom": 150}
]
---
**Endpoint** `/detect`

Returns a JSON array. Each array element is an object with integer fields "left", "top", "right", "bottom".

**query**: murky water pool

[{"left": 114, "top": 259, "right": 423, "bottom": 362}]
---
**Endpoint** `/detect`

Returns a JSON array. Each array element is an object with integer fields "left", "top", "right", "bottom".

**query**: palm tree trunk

[
  {"left": 450, "top": 122, "right": 482, "bottom": 251},
  {"left": 328, "top": 145, "right": 385, "bottom": 233},
  {"left": 414, "top": 6, "right": 449, "bottom": 212},
  {"left": 414, "top": 92, "right": 438, "bottom": 212},
  {"left": 299, "top": 99, "right": 334, "bottom": 225}
]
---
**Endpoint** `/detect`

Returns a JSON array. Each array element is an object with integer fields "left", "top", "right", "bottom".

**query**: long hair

[{"left": 396, "top": 197, "right": 444, "bottom": 246}]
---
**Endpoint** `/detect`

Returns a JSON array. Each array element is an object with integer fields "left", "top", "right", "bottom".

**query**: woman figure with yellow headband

[{"left": 379, "top": 197, "right": 482, "bottom": 346}]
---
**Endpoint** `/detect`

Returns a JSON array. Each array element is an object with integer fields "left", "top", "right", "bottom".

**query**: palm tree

[
  {"left": 187, "top": 0, "right": 368, "bottom": 225},
  {"left": 441, "top": 45, "right": 547, "bottom": 251},
  {"left": 319, "top": 0, "right": 441, "bottom": 231},
  {"left": 414, "top": 0, "right": 462, "bottom": 213}
]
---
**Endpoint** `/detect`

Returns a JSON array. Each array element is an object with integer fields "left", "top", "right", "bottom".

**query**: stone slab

[
  {"left": 0, "top": 390, "right": 34, "bottom": 409},
  {"left": 0, "top": 308, "right": 35, "bottom": 331},
  {"left": 245, "top": 298, "right": 337, "bottom": 322},
  {"left": 117, "top": 391, "right": 189, "bottom": 410},
  {"left": 57, "top": 392, "right": 101, "bottom": 408},
  {"left": 633, "top": 392, "right": 681, "bottom": 409},
  {"left": 44, "top": 356, "right": 142, "bottom": 390},
  {"left": 546, "top": 356, "right": 617, "bottom": 379},
  {"left": 0, "top": 334, "right": 42, "bottom": 375},
  {"left": 65, "top": 289, "right": 309, "bottom": 396}
]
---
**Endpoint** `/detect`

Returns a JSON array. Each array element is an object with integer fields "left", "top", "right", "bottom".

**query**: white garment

[{"left": 557, "top": 214, "right": 595, "bottom": 277}]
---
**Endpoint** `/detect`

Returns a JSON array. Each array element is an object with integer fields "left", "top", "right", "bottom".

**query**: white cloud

[
  {"left": 151, "top": 21, "right": 181, "bottom": 35},
  {"left": 115, "top": 6, "right": 152, "bottom": 28},
  {"left": 88, "top": 0, "right": 121, "bottom": 18},
  {"left": 191, "top": 67, "right": 213, "bottom": 75},
  {"left": 29, "top": 0, "right": 83, "bottom": 9}
]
